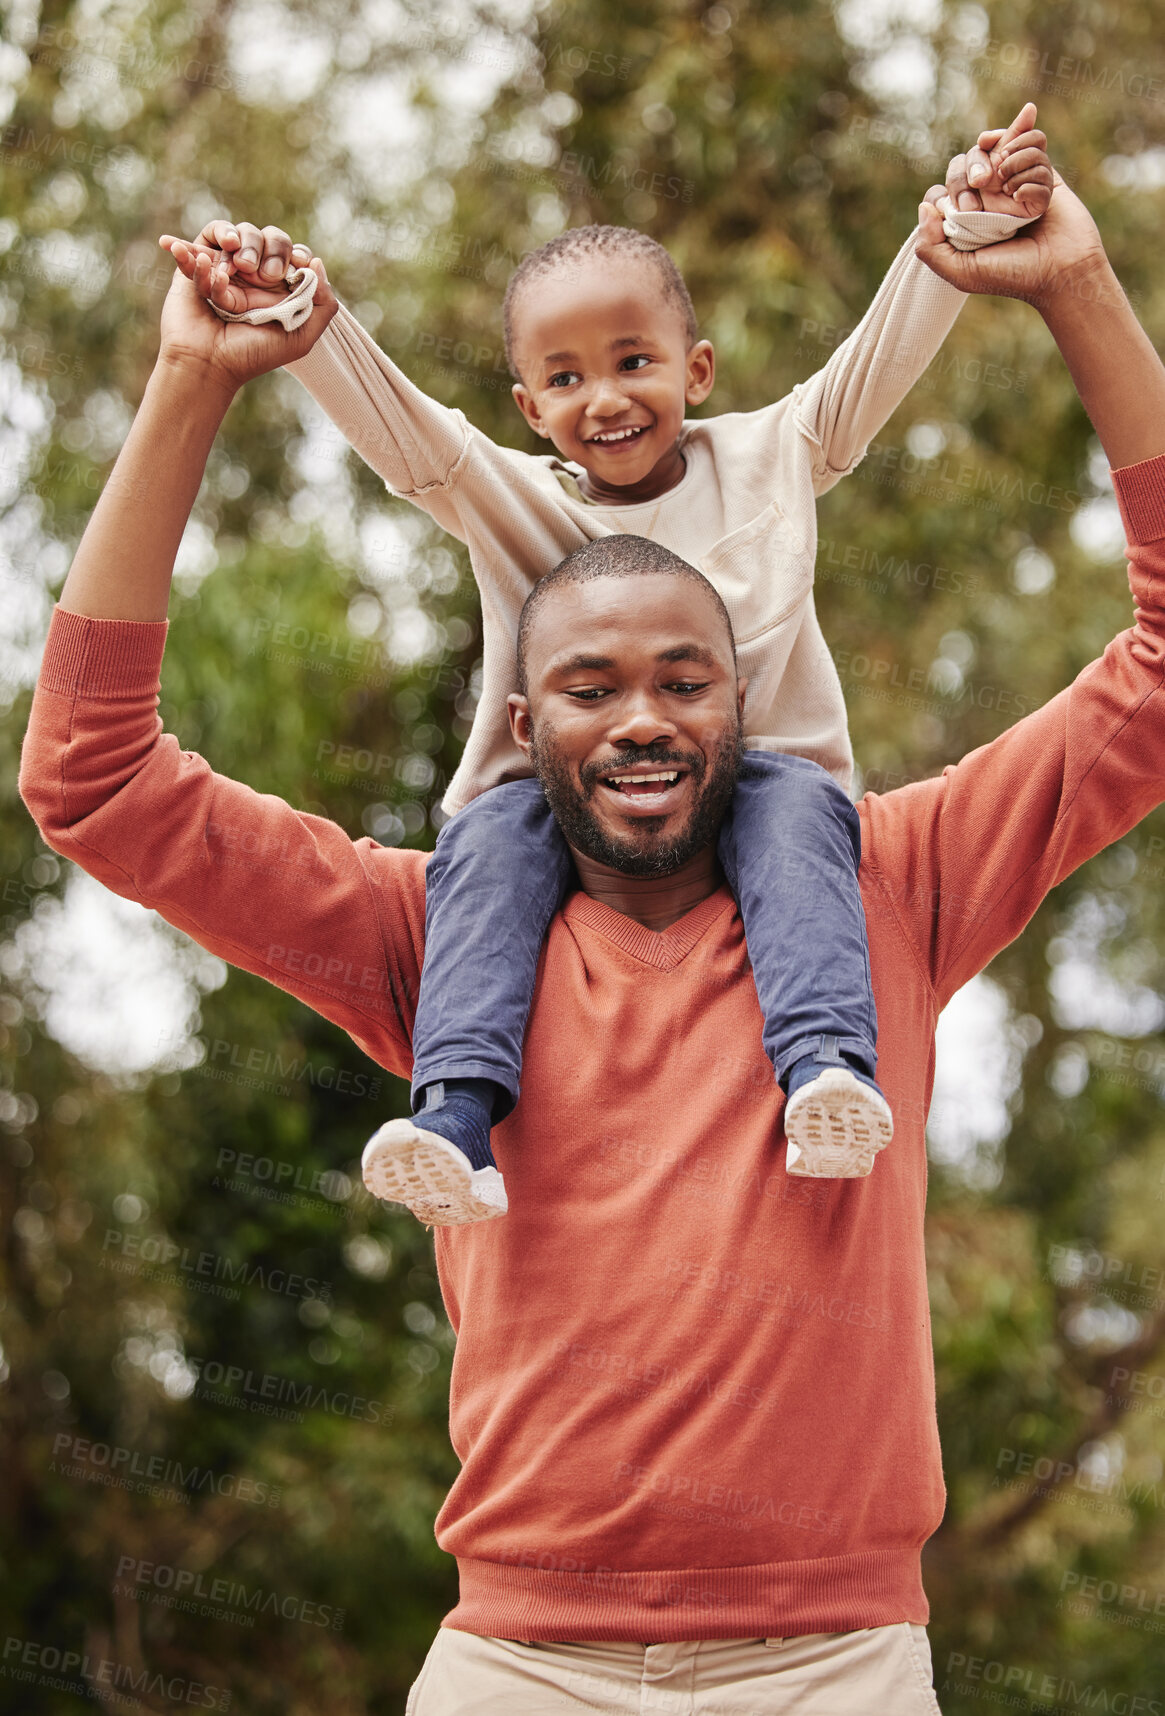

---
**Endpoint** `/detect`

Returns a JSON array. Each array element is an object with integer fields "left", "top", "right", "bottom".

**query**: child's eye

[
  {"left": 620, "top": 354, "right": 651, "bottom": 372},
  {"left": 548, "top": 370, "right": 581, "bottom": 388}
]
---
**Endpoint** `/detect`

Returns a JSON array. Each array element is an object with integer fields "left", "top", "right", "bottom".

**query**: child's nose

[{"left": 587, "top": 376, "right": 630, "bottom": 416}]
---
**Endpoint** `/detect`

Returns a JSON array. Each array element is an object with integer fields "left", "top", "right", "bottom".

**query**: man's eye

[
  {"left": 568, "top": 687, "right": 610, "bottom": 701},
  {"left": 548, "top": 370, "right": 580, "bottom": 388},
  {"left": 668, "top": 681, "right": 709, "bottom": 695}
]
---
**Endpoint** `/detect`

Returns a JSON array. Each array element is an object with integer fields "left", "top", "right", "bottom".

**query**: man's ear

[
  {"left": 512, "top": 383, "right": 551, "bottom": 439},
  {"left": 685, "top": 339, "right": 715, "bottom": 408},
  {"left": 508, "top": 692, "right": 534, "bottom": 756},
  {"left": 737, "top": 675, "right": 748, "bottom": 720}
]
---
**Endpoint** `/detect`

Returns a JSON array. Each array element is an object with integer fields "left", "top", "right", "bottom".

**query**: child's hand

[
  {"left": 158, "top": 220, "right": 338, "bottom": 329},
  {"left": 937, "top": 102, "right": 1053, "bottom": 219}
]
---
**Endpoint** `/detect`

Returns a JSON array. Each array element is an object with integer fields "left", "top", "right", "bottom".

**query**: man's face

[
  {"left": 509, "top": 258, "right": 714, "bottom": 500},
  {"left": 509, "top": 573, "right": 746, "bottom": 878}
]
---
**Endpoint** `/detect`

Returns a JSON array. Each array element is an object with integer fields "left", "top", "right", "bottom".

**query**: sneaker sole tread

[
  {"left": 785, "top": 1070, "right": 893, "bottom": 1179},
  {"left": 362, "top": 1121, "right": 507, "bottom": 1224}
]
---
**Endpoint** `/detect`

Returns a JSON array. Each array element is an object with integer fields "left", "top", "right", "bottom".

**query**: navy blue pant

[{"left": 410, "top": 752, "right": 877, "bottom": 1120}]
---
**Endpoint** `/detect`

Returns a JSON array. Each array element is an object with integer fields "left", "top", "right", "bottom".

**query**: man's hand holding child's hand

[
  {"left": 914, "top": 102, "right": 1107, "bottom": 308},
  {"left": 159, "top": 221, "right": 338, "bottom": 361}
]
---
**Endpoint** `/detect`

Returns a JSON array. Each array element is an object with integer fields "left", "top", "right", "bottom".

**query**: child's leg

[
  {"left": 413, "top": 777, "right": 574, "bottom": 1112},
  {"left": 716, "top": 751, "right": 892, "bottom": 1178},
  {"left": 362, "top": 779, "right": 573, "bottom": 1224}
]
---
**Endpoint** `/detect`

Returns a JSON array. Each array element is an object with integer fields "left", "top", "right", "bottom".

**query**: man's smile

[{"left": 595, "top": 763, "right": 692, "bottom": 816}]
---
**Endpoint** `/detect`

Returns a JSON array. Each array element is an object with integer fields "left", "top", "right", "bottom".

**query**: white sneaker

[
  {"left": 361, "top": 1119, "right": 508, "bottom": 1225},
  {"left": 784, "top": 1068, "right": 893, "bottom": 1179}
]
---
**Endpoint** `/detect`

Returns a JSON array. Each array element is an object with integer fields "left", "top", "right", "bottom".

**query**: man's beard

[{"left": 530, "top": 718, "right": 744, "bottom": 878}]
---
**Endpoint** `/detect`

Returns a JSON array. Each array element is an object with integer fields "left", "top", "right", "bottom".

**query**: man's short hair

[
  {"left": 503, "top": 225, "right": 699, "bottom": 380},
  {"left": 516, "top": 535, "right": 735, "bottom": 697}
]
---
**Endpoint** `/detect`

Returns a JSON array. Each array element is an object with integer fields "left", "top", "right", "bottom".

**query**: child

[{"left": 163, "top": 107, "right": 1052, "bottom": 1223}]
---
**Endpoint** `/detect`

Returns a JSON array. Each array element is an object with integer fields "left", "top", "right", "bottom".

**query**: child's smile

[{"left": 586, "top": 424, "right": 650, "bottom": 449}]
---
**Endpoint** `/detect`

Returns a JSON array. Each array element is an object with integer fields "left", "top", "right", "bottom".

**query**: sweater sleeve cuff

[
  {"left": 1112, "top": 453, "right": 1165, "bottom": 546},
  {"left": 39, "top": 606, "right": 169, "bottom": 700}
]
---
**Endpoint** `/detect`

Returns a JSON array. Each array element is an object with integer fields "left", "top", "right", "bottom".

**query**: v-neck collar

[{"left": 562, "top": 885, "right": 735, "bottom": 971}]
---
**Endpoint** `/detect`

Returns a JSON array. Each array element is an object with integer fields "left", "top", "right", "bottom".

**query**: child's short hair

[{"left": 503, "top": 225, "right": 699, "bottom": 380}]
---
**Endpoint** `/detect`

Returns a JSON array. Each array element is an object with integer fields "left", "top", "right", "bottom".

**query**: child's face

[{"left": 510, "top": 258, "right": 714, "bottom": 504}]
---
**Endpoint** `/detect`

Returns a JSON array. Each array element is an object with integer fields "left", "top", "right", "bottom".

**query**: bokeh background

[{"left": 3, "top": 0, "right": 1165, "bottom": 1710}]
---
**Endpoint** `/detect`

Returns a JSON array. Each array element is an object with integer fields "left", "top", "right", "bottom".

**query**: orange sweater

[{"left": 19, "top": 456, "right": 1165, "bottom": 1642}]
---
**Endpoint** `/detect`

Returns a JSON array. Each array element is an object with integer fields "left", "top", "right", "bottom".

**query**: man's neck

[{"left": 567, "top": 842, "right": 724, "bottom": 932}]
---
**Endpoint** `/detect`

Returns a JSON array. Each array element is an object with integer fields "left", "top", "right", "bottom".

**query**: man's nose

[{"left": 606, "top": 692, "right": 677, "bottom": 748}]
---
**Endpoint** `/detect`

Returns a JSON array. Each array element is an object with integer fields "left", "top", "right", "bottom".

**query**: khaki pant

[{"left": 406, "top": 1623, "right": 944, "bottom": 1713}]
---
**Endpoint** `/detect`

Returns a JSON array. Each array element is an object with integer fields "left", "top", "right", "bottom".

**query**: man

[{"left": 19, "top": 166, "right": 1165, "bottom": 1711}]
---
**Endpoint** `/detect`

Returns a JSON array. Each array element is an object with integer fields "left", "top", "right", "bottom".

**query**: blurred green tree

[{"left": 2, "top": 0, "right": 1165, "bottom": 1710}]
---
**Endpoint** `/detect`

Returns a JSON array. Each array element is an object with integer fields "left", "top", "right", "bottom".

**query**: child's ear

[
  {"left": 512, "top": 383, "right": 551, "bottom": 438},
  {"left": 685, "top": 339, "right": 715, "bottom": 407}
]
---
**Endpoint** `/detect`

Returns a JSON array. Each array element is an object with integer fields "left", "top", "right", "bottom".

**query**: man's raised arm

[
  {"left": 861, "top": 175, "right": 1165, "bottom": 1006},
  {"left": 793, "top": 105, "right": 1052, "bottom": 495},
  {"left": 19, "top": 250, "right": 424, "bottom": 1076}
]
